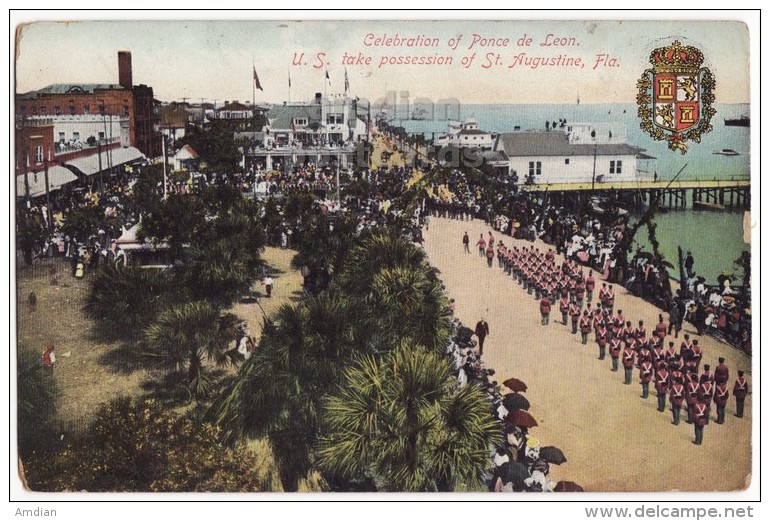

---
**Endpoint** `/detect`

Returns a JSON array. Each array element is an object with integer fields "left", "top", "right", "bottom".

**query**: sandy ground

[
  {"left": 16, "top": 247, "right": 303, "bottom": 431},
  {"left": 423, "top": 216, "right": 753, "bottom": 492}
]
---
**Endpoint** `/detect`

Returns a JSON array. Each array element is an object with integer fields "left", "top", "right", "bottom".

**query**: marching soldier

[
  {"left": 539, "top": 292, "right": 552, "bottom": 326},
  {"left": 685, "top": 372, "right": 700, "bottom": 424},
  {"left": 609, "top": 336, "right": 622, "bottom": 372},
  {"left": 579, "top": 310, "right": 592, "bottom": 345},
  {"left": 622, "top": 344, "right": 636, "bottom": 385},
  {"left": 690, "top": 339, "right": 703, "bottom": 372},
  {"left": 714, "top": 380, "right": 729, "bottom": 424},
  {"left": 670, "top": 376, "right": 685, "bottom": 425},
  {"left": 665, "top": 341, "right": 678, "bottom": 366},
  {"left": 639, "top": 358, "right": 654, "bottom": 399},
  {"left": 585, "top": 270, "right": 595, "bottom": 303},
  {"left": 569, "top": 299, "right": 581, "bottom": 335},
  {"left": 596, "top": 322, "right": 609, "bottom": 360},
  {"left": 635, "top": 320, "right": 647, "bottom": 340},
  {"left": 654, "top": 314, "right": 668, "bottom": 343},
  {"left": 693, "top": 397, "right": 708, "bottom": 445},
  {"left": 698, "top": 374, "right": 715, "bottom": 424},
  {"left": 714, "top": 357, "right": 730, "bottom": 385},
  {"left": 679, "top": 334, "right": 694, "bottom": 363},
  {"left": 733, "top": 370, "right": 749, "bottom": 418},
  {"left": 655, "top": 362, "right": 670, "bottom": 412},
  {"left": 559, "top": 293, "right": 570, "bottom": 326}
]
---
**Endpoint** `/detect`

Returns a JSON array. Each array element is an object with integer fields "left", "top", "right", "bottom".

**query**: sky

[{"left": 14, "top": 15, "right": 752, "bottom": 106}]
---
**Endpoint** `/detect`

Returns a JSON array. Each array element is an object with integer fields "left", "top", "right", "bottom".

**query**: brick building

[{"left": 16, "top": 51, "right": 162, "bottom": 158}]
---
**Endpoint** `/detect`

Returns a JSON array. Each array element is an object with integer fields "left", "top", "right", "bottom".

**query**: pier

[{"left": 520, "top": 179, "right": 750, "bottom": 210}]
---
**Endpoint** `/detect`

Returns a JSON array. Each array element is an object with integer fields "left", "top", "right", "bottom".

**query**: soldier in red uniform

[
  {"left": 698, "top": 374, "right": 715, "bottom": 424},
  {"left": 655, "top": 314, "right": 668, "bottom": 343},
  {"left": 539, "top": 293, "right": 552, "bottom": 326},
  {"left": 622, "top": 321, "right": 635, "bottom": 343},
  {"left": 635, "top": 320, "right": 647, "bottom": 340},
  {"left": 714, "top": 357, "right": 730, "bottom": 385},
  {"left": 575, "top": 280, "right": 586, "bottom": 310},
  {"left": 609, "top": 336, "right": 622, "bottom": 372},
  {"left": 713, "top": 381, "right": 729, "bottom": 424},
  {"left": 665, "top": 341, "right": 678, "bottom": 366},
  {"left": 693, "top": 398, "right": 708, "bottom": 445},
  {"left": 685, "top": 373, "right": 700, "bottom": 424},
  {"left": 690, "top": 339, "right": 703, "bottom": 372},
  {"left": 569, "top": 299, "right": 581, "bottom": 335},
  {"left": 585, "top": 270, "right": 595, "bottom": 304},
  {"left": 679, "top": 334, "right": 693, "bottom": 362},
  {"left": 579, "top": 310, "right": 592, "bottom": 345},
  {"left": 622, "top": 345, "right": 636, "bottom": 384},
  {"left": 595, "top": 322, "right": 609, "bottom": 360},
  {"left": 605, "top": 285, "right": 616, "bottom": 313},
  {"left": 559, "top": 293, "right": 570, "bottom": 326},
  {"left": 669, "top": 376, "right": 685, "bottom": 425},
  {"left": 599, "top": 283, "right": 610, "bottom": 309},
  {"left": 655, "top": 362, "right": 670, "bottom": 412},
  {"left": 733, "top": 370, "right": 749, "bottom": 418},
  {"left": 639, "top": 358, "right": 654, "bottom": 399}
]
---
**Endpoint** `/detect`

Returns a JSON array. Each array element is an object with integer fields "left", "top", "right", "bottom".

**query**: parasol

[
  {"left": 554, "top": 480, "right": 585, "bottom": 492},
  {"left": 502, "top": 377, "right": 528, "bottom": 393},
  {"left": 506, "top": 409, "right": 538, "bottom": 428},
  {"left": 502, "top": 393, "right": 531, "bottom": 411},
  {"left": 540, "top": 446, "right": 568, "bottom": 465},
  {"left": 495, "top": 461, "right": 531, "bottom": 491},
  {"left": 660, "top": 260, "right": 675, "bottom": 269}
]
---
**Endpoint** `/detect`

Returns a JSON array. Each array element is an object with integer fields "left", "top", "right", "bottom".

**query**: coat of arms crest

[{"left": 637, "top": 40, "right": 716, "bottom": 153}]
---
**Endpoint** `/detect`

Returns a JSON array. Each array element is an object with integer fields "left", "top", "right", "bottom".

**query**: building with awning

[
  {"left": 63, "top": 146, "right": 145, "bottom": 177},
  {"left": 16, "top": 165, "right": 79, "bottom": 198}
]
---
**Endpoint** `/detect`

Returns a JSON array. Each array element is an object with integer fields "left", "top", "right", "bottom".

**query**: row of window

[
  {"left": 20, "top": 104, "right": 129, "bottom": 116},
  {"left": 57, "top": 131, "right": 106, "bottom": 143},
  {"left": 528, "top": 159, "right": 623, "bottom": 175}
]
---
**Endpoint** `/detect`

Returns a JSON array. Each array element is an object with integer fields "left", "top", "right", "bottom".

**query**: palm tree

[
  {"left": 208, "top": 291, "right": 360, "bottom": 491},
  {"left": 144, "top": 301, "right": 241, "bottom": 400},
  {"left": 316, "top": 341, "right": 501, "bottom": 492}
]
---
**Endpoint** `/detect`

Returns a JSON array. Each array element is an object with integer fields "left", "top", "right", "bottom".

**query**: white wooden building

[{"left": 493, "top": 124, "right": 654, "bottom": 185}]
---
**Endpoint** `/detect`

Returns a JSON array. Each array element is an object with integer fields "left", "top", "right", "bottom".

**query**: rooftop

[
  {"left": 496, "top": 131, "right": 645, "bottom": 157},
  {"left": 18, "top": 84, "right": 126, "bottom": 98}
]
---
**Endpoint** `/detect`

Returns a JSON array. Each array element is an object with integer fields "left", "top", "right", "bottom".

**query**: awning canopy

[
  {"left": 63, "top": 146, "right": 145, "bottom": 177},
  {"left": 16, "top": 166, "right": 79, "bottom": 198}
]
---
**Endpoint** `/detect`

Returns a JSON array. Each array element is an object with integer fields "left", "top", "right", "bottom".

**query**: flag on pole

[
  {"left": 253, "top": 66, "right": 263, "bottom": 91},
  {"left": 288, "top": 73, "right": 291, "bottom": 88},
  {"left": 344, "top": 68, "right": 349, "bottom": 93},
  {"left": 325, "top": 69, "right": 331, "bottom": 85}
]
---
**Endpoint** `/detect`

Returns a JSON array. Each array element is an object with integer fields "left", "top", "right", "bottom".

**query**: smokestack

[{"left": 118, "top": 51, "right": 133, "bottom": 89}]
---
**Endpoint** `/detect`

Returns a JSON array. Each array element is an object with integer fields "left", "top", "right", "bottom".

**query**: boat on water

[
  {"left": 713, "top": 149, "right": 740, "bottom": 156},
  {"left": 725, "top": 115, "right": 749, "bottom": 127}
]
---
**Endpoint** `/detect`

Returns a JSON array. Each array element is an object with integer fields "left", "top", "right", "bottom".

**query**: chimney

[{"left": 118, "top": 51, "right": 133, "bottom": 90}]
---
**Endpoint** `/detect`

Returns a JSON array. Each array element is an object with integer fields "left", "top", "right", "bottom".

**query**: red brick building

[{"left": 16, "top": 51, "right": 162, "bottom": 158}]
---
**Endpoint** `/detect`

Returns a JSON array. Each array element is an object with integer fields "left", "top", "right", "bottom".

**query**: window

[
  {"left": 293, "top": 117, "right": 308, "bottom": 126},
  {"left": 58, "top": 132, "right": 65, "bottom": 143},
  {"left": 124, "top": 105, "right": 129, "bottom": 116},
  {"left": 83, "top": 104, "right": 90, "bottom": 114},
  {"left": 326, "top": 113, "right": 344, "bottom": 124},
  {"left": 35, "top": 145, "right": 43, "bottom": 163},
  {"left": 98, "top": 131, "right": 105, "bottom": 141},
  {"left": 69, "top": 105, "right": 76, "bottom": 115},
  {"left": 40, "top": 106, "right": 47, "bottom": 115},
  {"left": 610, "top": 160, "right": 623, "bottom": 174},
  {"left": 31, "top": 106, "right": 37, "bottom": 115},
  {"left": 73, "top": 132, "right": 80, "bottom": 141},
  {"left": 528, "top": 161, "right": 542, "bottom": 176},
  {"left": 99, "top": 105, "right": 105, "bottom": 115},
  {"left": 54, "top": 106, "right": 61, "bottom": 115},
  {"left": 565, "top": 158, "right": 570, "bottom": 165}
]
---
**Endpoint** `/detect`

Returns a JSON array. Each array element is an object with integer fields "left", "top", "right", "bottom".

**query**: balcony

[{"left": 55, "top": 136, "right": 121, "bottom": 156}]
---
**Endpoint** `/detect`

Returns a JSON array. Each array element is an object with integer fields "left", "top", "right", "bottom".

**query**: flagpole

[
  {"left": 252, "top": 61, "right": 256, "bottom": 130},
  {"left": 288, "top": 68, "right": 291, "bottom": 103}
]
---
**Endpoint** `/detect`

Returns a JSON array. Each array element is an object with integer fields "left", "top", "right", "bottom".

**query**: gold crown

[{"left": 649, "top": 40, "right": 704, "bottom": 74}]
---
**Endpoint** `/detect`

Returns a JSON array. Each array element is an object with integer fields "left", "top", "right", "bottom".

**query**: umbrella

[
  {"left": 660, "top": 260, "right": 675, "bottom": 269},
  {"left": 502, "top": 393, "right": 531, "bottom": 411},
  {"left": 506, "top": 409, "right": 538, "bottom": 428},
  {"left": 540, "top": 446, "right": 568, "bottom": 465},
  {"left": 554, "top": 480, "right": 584, "bottom": 492},
  {"left": 502, "top": 377, "right": 528, "bottom": 393},
  {"left": 495, "top": 461, "right": 530, "bottom": 491}
]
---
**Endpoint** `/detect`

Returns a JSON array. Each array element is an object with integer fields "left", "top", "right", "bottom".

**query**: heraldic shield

[{"left": 637, "top": 40, "right": 716, "bottom": 153}]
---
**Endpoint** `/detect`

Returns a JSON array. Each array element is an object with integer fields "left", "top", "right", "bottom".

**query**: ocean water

[{"left": 392, "top": 103, "right": 751, "bottom": 284}]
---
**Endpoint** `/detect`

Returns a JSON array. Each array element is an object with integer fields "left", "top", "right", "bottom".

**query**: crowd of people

[
  {"left": 420, "top": 165, "right": 751, "bottom": 353},
  {"left": 462, "top": 233, "right": 750, "bottom": 447}
]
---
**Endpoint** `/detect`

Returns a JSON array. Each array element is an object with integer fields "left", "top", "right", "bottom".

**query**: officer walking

[{"left": 733, "top": 370, "right": 749, "bottom": 418}]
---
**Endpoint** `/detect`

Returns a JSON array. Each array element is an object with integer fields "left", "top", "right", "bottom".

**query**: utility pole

[{"left": 162, "top": 133, "right": 168, "bottom": 199}]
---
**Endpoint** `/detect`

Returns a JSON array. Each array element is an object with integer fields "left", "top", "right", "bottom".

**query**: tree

[
  {"left": 26, "top": 398, "right": 281, "bottom": 492},
  {"left": 85, "top": 263, "right": 183, "bottom": 339},
  {"left": 316, "top": 341, "right": 501, "bottom": 492},
  {"left": 208, "top": 291, "right": 359, "bottom": 491},
  {"left": 144, "top": 301, "right": 241, "bottom": 400},
  {"left": 17, "top": 346, "right": 59, "bottom": 461}
]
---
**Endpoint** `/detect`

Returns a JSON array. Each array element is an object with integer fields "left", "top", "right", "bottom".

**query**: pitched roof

[
  {"left": 267, "top": 104, "right": 322, "bottom": 130},
  {"left": 18, "top": 84, "right": 126, "bottom": 98},
  {"left": 218, "top": 101, "right": 251, "bottom": 112},
  {"left": 458, "top": 128, "right": 489, "bottom": 135},
  {"left": 496, "top": 131, "right": 644, "bottom": 157},
  {"left": 175, "top": 144, "right": 199, "bottom": 160}
]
